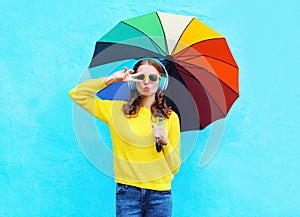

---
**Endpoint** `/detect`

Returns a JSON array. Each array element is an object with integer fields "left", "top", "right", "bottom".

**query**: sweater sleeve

[
  {"left": 163, "top": 112, "right": 181, "bottom": 174},
  {"left": 69, "top": 78, "right": 113, "bottom": 124}
]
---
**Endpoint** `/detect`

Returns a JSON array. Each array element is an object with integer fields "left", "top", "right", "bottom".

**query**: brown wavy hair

[{"left": 122, "top": 59, "right": 172, "bottom": 119}]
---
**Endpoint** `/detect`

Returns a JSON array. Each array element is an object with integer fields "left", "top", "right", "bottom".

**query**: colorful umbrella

[{"left": 89, "top": 11, "right": 239, "bottom": 131}]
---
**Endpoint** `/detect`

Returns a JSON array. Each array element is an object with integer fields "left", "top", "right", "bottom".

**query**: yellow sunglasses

[{"left": 133, "top": 73, "right": 161, "bottom": 82}]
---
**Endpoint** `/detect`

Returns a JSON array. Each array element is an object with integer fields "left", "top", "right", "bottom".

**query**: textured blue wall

[{"left": 1, "top": 0, "right": 299, "bottom": 216}]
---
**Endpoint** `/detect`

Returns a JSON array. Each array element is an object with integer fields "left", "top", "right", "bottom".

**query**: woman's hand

[
  {"left": 104, "top": 67, "right": 142, "bottom": 85},
  {"left": 152, "top": 125, "right": 169, "bottom": 145}
]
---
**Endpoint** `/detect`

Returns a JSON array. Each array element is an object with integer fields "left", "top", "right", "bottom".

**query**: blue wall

[{"left": 1, "top": 0, "right": 299, "bottom": 216}]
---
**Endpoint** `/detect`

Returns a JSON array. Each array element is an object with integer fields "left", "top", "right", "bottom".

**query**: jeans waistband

[{"left": 117, "top": 183, "right": 141, "bottom": 190}]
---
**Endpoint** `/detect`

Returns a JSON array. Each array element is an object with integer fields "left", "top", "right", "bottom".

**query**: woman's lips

[{"left": 143, "top": 87, "right": 150, "bottom": 91}]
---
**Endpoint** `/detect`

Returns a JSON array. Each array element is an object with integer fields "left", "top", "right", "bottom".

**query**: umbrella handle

[
  {"left": 156, "top": 117, "right": 163, "bottom": 152},
  {"left": 156, "top": 137, "right": 162, "bottom": 152}
]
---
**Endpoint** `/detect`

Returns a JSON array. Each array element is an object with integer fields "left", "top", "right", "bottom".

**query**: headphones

[{"left": 128, "top": 58, "right": 169, "bottom": 93}]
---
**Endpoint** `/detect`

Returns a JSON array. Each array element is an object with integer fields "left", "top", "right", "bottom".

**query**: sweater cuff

[
  {"left": 162, "top": 143, "right": 174, "bottom": 154},
  {"left": 98, "top": 77, "right": 108, "bottom": 89}
]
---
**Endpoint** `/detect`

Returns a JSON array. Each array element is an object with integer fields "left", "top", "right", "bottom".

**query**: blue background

[{"left": 1, "top": 0, "right": 299, "bottom": 216}]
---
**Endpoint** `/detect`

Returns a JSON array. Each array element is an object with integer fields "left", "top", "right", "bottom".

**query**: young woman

[{"left": 69, "top": 58, "right": 181, "bottom": 217}]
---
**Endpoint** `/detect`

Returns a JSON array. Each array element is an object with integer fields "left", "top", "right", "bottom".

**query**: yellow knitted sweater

[{"left": 69, "top": 78, "right": 181, "bottom": 190}]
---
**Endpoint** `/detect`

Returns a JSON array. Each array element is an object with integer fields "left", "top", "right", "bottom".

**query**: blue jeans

[{"left": 116, "top": 183, "right": 172, "bottom": 217}]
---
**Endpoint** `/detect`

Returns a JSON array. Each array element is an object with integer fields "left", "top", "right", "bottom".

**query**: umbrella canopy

[{"left": 89, "top": 11, "right": 239, "bottom": 131}]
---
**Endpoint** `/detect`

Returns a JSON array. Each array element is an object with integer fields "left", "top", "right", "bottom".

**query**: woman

[{"left": 69, "top": 58, "right": 181, "bottom": 217}]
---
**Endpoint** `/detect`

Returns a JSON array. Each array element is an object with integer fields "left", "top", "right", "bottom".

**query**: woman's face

[{"left": 135, "top": 64, "right": 160, "bottom": 97}]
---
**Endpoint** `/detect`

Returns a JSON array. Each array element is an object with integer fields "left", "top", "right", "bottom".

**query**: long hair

[{"left": 122, "top": 59, "right": 172, "bottom": 119}]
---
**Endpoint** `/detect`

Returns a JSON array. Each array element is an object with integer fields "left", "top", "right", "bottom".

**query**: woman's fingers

[
  {"left": 126, "top": 72, "right": 145, "bottom": 83},
  {"left": 153, "top": 126, "right": 169, "bottom": 145},
  {"left": 113, "top": 67, "right": 145, "bottom": 83},
  {"left": 127, "top": 71, "right": 144, "bottom": 82},
  {"left": 152, "top": 126, "right": 164, "bottom": 137},
  {"left": 131, "top": 71, "right": 143, "bottom": 77}
]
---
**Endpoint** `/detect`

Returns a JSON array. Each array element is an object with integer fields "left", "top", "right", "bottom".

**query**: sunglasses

[{"left": 133, "top": 73, "right": 161, "bottom": 82}]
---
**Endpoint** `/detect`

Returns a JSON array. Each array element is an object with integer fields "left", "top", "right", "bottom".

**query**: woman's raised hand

[{"left": 104, "top": 67, "right": 142, "bottom": 85}]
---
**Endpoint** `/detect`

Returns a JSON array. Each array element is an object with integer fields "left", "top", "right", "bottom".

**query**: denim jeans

[{"left": 116, "top": 183, "right": 172, "bottom": 217}]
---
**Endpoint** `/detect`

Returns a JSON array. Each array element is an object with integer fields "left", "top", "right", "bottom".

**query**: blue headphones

[{"left": 128, "top": 58, "right": 169, "bottom": 92}]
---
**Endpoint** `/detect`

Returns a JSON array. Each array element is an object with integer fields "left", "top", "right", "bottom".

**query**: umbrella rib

[
  {"left": 175, "top": 60, "right": 239, "bottom": 95},
  {"left": 174, "top": 38, "right": 221, "bottom": 57},
  {"left": 177, "top": 39, "right": 223, "bottom": 58},
  {"left": 120, "top": 21, "right": 167, "bottom": 56},
  {"left": 175, "top": 52, "right": 238, "bottom": 69}
]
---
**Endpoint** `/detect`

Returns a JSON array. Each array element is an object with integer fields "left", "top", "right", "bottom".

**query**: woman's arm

[
  {"left": 163, "top": 112, "right": 181, "bottom": 174},
  {"left": 69, "top": 78, "right": 113, "bottom": 124},
  {"left": 69, "top": 68, "right": 139, "bottom": 123}
]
